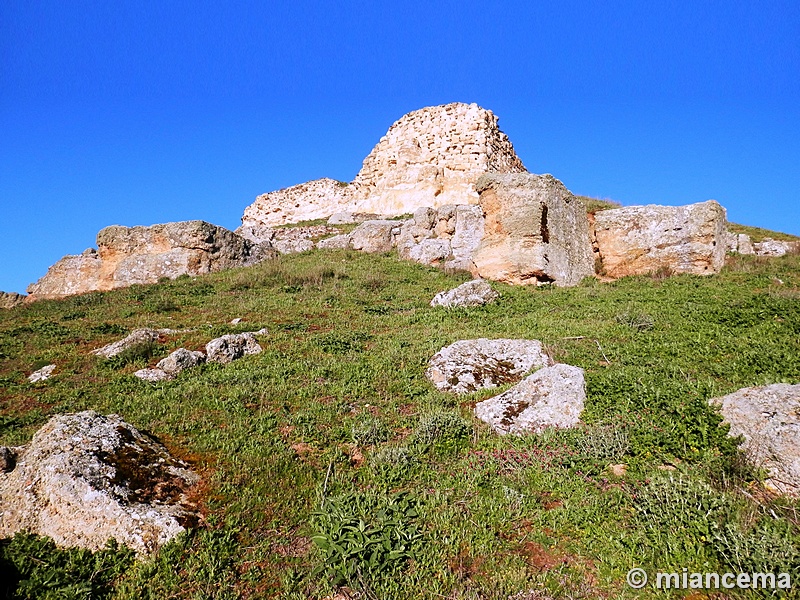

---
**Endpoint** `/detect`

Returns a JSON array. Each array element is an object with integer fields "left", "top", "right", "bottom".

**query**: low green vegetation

[
  {"left": 1, "top": 247, "right": 799, "bottom": 598},
  {"left": 727, "top": 222, "right": 800, "bottom": 243}
]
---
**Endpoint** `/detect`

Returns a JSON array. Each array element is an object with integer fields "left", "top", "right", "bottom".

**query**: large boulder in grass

[
  {"left": 0, "top": 411, "right": 199, "bottom": 553},
  {"left": 430, "top": 279, "right": 499, "bottom": 308},
  {"left": 91, "top": 328, "right": 162, "bottom": 359},
  {"left": 470, "top": 173, "right": 595, "bottom": 286},
  {"left": 474, "top": 364, "right": 586, "bottom": 435},
  {"left": 426, "top": 338, "right": 552, "bottom": 394},
  {"left": 710, "top": 383, "right": 800, "bottom": 496},
  {"left": 592, "top": 200, "right": 727, "bottom": 278},
  {"left": 205, "top": 332, "right": 263, "bottom": 364},
  {"left": 27, "top": 221, "right": 277, "bottom": 299},
  {"left": 349, "top": 220, "right": 401, "bottom": 254}
]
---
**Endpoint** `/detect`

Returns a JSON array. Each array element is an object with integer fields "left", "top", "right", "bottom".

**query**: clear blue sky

[{"left": 2, "top": 1, "right": 799, "bottom": 294}]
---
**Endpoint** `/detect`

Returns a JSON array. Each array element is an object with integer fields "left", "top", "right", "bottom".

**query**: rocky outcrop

[
  {"left": 1, "top": 292, "right": 26, "bottom": 309},
  {"left": 28, "top": 364, "right": 56, "bottom": 383},
  {"left": 240, "top": 103, "right": 526, "bottom": 228},
  {"left": 471, "top": 173, "right": 595, "bottom": 286},
  {"left": 242, "top": 178, "right": 353, "bottom": 229},
  {"left": 710, "top": 384, "right": 800, "bottom": 496},
  {"left": 205, "top": 332, "right": 263, "bottom": 364},
  {"left": 592, "top": 201, "right": 727, "bottom": 278},
  {"left": 430, "top": 279, "right": 499, "bottom": 308},
  {"left": 474, "top": 364, "right": 586, "bottom": 435},
  {"left": 28, "top": 221, "right": 277, "bottom": 299},
  {"left": 0, "top": 411, "right": 199, "bottom": 553},
  {"left": 426, "top": 339, "right": 552, "bottom": 394}
]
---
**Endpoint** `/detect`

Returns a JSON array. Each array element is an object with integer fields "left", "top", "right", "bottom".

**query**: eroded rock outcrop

[
  {"left": 471, "top": 173, "right": 595, "bottom": 286},
  {"left": 1, "top": 292, "right": 26, "bottom": 309},
  {"left": 426, "top": 339, "right": 552, "bottom": 394},
  {"left": 240, "top": 103, "right": 526, "bottom": 228},
  {"left": 474, "top": 364, "right": 586, "bottom": 435},
  {"left": 592, "top": 201, "right": 727, "bottom": 278},
  {"left": 710, "top": 383, "right": 800, "bottom": 496},
  {"left": 0, "top": 412, "right": 199, "bottom": 553},
  {"left": 28, "top": 221, "right": 277, "bottom": 299}
]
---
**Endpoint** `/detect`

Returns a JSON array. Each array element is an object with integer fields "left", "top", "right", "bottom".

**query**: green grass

[
  {"left": 574, "top": 195, "right": 621, "bottom": 214},
  {"left": 1, "top": 249, "right": 799, "bottom": 598},
  {"left": 727, "top": 222, "right": 800, "bottom": 242}
]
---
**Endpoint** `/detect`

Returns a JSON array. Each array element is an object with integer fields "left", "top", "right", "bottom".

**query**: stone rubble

[
  {"left": 426, "top": 339, "right": 552, "bottom": 394},
  {"left": 474, "top": 363, "right": 586, "bottom": 435}
]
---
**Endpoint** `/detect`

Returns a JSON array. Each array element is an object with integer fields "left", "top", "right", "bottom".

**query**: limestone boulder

[
  {"left": 710, "top": 384, "right": 800, "bottom": 496},
  {"left": 471, "top": 173, "right": 595, "bottom": 286},
  {"left": 28, "top": 364, "right": 56, "bottom": 383},
  {"left": 92, "top": 328, "right": 162, "bottom": 359},
  {"left": 205, "top": 332, "right": 263, "bottom": 364},
  {"left": 133, "top": 368, "right": 172, "bottom": 382},
  {"left": 156, "top": 348, "right": 205, "bottom": 376},
  {"left": 592, "top": 200, "right": 727, "bottom": 277},
  {"left": 426, "top": 339, "right": 552, "bottom": 394},
  {"left": 1, "top": 292, "right": 26, "bottom": 309},
  {"left": 350, "top": 220, "right": 401, "bottom": 254},
  {"left": 430, "top": 279, "right": 499, "bottom": 308},
  {"left": 317, "top": 234, "right": 353, "bottom": 250},
  {"left": 474, "top": 364, "right": 586, "bottom": 435},
  {"left": 28, "top": 221, "right": 277, "bottom": 299},
  {"left": 273, "top": 238, "right": 315, "bottom": 254},
  {"left": 0, "top": 411, "right": 199, "bottom": 553},
  {"left": 446, "top": 204, "right": 485, "bottom": 272}
]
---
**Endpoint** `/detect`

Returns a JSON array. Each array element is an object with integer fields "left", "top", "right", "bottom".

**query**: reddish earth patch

[
  {"left": 519, "top": 541, "right": 568, "bottom": 572},
  {"left": 448, "top": 547, "right": 485, "bottom": 581}
]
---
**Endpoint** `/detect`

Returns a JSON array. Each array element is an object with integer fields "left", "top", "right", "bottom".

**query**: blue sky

[{"left": 2, "top": 1, "right": 798, "bottom": 294}]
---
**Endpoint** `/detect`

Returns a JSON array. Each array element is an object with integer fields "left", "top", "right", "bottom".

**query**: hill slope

[{"left": 1, "top": 249, "right": 799, "bottom": 599}]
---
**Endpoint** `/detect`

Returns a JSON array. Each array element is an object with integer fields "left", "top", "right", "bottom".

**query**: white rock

[
  {"left": 430, "top": 279, "right": 499, "bottom": 308},
  {"left": 205, "top": 332, "right": 263, "bottom": 364},
  {"left": 0, "top": 411, "right": 199, "bottom": 553},
  {"left": 426, "top": 338, "right": 552, "bottom": 394},
  {"left": 134, "top": 368, "right": 172, "bottom": 382},
  {"left": 710, "top": 383, "right": 800, "bottom": 496},
  {"left": 155, "top": 348, "right": 205, "bottom": 376},
  {"left": 92, "top": 329, "right": 161, "bottom": 359},
  {"left": 28, "top": 364, "right": 56, "bottom": 383},
  {"left": 474, "top": 364, "right": 586, "bottom": 435}
]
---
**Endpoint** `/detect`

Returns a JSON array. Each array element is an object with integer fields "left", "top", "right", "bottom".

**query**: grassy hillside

[{"left": 1, "top": 249, "right": 799, "bottom": 599}]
